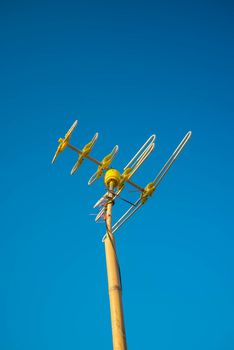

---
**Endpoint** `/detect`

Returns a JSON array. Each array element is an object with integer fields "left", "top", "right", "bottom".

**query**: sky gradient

[{"left": 0, "top": 1, "right": 234, "bottom": 349}]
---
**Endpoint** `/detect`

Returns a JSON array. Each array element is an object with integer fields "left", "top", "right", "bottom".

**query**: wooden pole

[{"left": 104, "top": 181, "right": 127, "bottom": 350}]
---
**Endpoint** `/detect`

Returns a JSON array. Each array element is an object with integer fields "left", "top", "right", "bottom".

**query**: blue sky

[{"left": 0, "top": 1, "right": 234, "bottom": 349}]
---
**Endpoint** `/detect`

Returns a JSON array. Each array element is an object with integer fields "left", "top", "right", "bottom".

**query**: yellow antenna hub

[{"left": 104, "top": 169, "right": 121, "bottom": 188}]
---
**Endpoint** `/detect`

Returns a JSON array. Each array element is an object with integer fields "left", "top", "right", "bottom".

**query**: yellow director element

[
  {"left": 51, "top": 120, "right": 78, "bottom": 164},
  {"left": 88, "top": 146, "right": 119, "bottom": 185},
  {"left": 71, "top": 133, "right": 98, "bottom": 175},
  {"left": 118, "top": 168, "right": 132, "bottom": 191}
]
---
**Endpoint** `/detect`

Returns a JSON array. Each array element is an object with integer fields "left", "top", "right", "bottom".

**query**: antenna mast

[{"left": 51, "top": 120, "right": 192, "bottom": 350}]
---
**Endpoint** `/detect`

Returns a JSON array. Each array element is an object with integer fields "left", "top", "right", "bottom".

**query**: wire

[{"left": 108, "top": 189, "right": 136, "bottom": 207}]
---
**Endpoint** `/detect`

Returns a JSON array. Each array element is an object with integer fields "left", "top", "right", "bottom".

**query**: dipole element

[{"left": 104, "top": 180, "right": 127, "bottom": 350}]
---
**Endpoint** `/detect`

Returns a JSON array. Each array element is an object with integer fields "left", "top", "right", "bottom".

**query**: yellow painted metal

[
  {"left": 96, "top": 152, "right": 117, "bottom": 179},
  {"left": 67, "top": 143, "right": 101, "bottom": 165},
  {"left": 101, "top": 153, "right": 114, "bottom": 169},
  {"left": 140, "top": 182, "right": 156, "bottom": 204},
  {"left": 104, "top": 169, "right": 121, "bottom": 188},
  {"left": 104, "top": 181, "right": 127, "bottom": 350},
  {"left": 51, "top": 120, "right": 78, "bottom": 164},
  {"left": 71, "top": 133, "right": 98, "bottom": 175},
  {"left": 118, "top": 168, "right": 132, "bottom": 190},
  {"left": 52, "top": 139, "right": 68, "bottom": 163}
]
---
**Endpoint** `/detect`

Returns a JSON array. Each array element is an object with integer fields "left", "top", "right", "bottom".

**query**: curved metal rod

[
  {"left": 65, "top": 120, "right": 78, "bottom": 139},
  {"left": 94, "top": 187, "right": 125, "bottom": 222},
  {"left": 90, "top": 132, "right": 99, "bottom": 147},
  {"left": 95, "top": 207, "right": 106, "bottom": 222},
  {"left": 102, "top": 199, "right": 143, "bottom": 241},
  {"left": 124, "top": 135, "right": 156, "bottom": 170},
  {"left": 88, "top": 145, "right": 119, "bottom": 185},
  {"left": 128, "top": 142, "right": 155, "bottom": 178},
  {"left": 153, "top": 131, "right": 192, "bottom": 188},
  {"left": 112, "top": 198, "right": 142, "bottom": 233},
  {"left": 88, "top": 171, "right": 102, "bottom": 187},
  {"left": 102, "top": 131, "right": 192, "bottom": 236},
  {"left": 93, "top": 194, "right": 107, "bottom": 209}
]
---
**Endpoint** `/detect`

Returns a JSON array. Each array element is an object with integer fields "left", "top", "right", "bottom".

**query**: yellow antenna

[{"left": 51, "top": 120, "right": 192, "bottom": 350}]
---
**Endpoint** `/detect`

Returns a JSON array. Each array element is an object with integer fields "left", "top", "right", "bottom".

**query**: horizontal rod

[
  {"left": 67, "top": 143, "right": 101, "bottom": 166},
  {"left": 126, "top": 179, "right": 144, "bottom": 192},
  {"left": 68, "top": 144, "right": 144, "bottom": 192}
]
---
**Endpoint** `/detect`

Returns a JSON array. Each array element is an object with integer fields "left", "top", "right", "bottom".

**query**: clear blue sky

[{"left": 0, "top": 1, "right": 234, "bottom": 349}]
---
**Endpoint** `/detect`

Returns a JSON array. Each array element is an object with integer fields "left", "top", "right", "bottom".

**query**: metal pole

[{"left": 104, "top": 181, "right": 127, "bottom": 350}]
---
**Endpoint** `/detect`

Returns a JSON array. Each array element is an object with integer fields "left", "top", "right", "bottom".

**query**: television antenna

[{"left": 52, "top": 120, "right": 192, "bottom": 350}]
